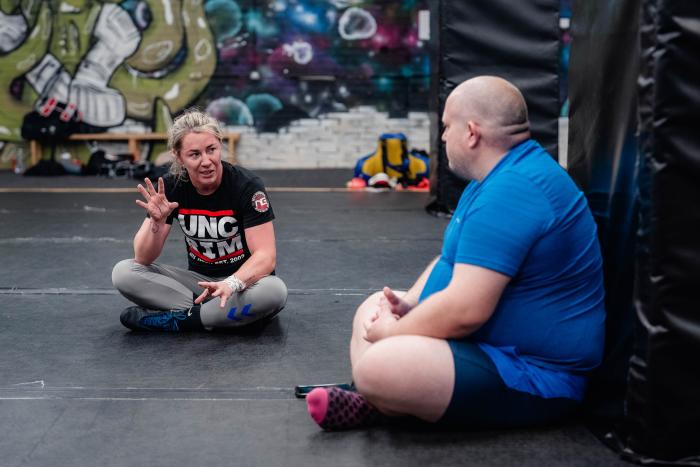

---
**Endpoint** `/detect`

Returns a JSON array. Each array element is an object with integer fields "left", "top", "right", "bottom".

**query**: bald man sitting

[{"left": 306, "top": 76, "right": 606, "bottom": 430}]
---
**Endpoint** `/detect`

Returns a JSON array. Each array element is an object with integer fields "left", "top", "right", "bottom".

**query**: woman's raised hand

[{"left": 135, "top": 177, "right": 178, "bottom": 225}]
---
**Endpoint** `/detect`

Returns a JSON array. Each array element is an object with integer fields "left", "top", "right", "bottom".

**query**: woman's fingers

[
  {"left": 144, "top": 177, "right": 157, "bottom": 196},
  {"left": 197, "top": 282, "right": 214, "bottom": 293},
  {"left": 136, "top": 200, "right": 161, "bottom": 221},
  {"left": 137, "top": 182, "right": 162, "bottom": 217},
  {"left": 135, "top": 180, "right": 175, "bottom": 222},
  {"left": 194, "top": 288, "right": 209, "bottom": 304},
  {"left": 195, "top": 282, "right": 220, "bottom": 305},
  {"left": 195, "top": 281, "right": 232, "bottom": 308},
  {"left": 137, "top": 184, "right": 151, "bottom": 200},
  {"left": 213, "top": 286, "right": 230, "bottom": 308}
]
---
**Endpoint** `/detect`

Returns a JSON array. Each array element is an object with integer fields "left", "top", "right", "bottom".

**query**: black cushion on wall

[{"left": 431, "top": 0, "right": 561, "bottom": 212}]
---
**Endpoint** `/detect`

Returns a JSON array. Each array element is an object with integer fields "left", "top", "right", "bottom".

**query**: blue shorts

[{"left": 439, "top": 340, "right": 580, "bottom": 428}]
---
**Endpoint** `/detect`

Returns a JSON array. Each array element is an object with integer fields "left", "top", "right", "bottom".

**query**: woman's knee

[
  {"left": 268, "top": 276, "right": 288, "bottom": 309},
  {"left": 111, "top": 259, "right": 136, "bottom": 290},
  {"left": 253, "top": 275, "right": 288, "bottom": 310},
  {"left": 112, "top": 258, "right": 154, "bottom": 295}
]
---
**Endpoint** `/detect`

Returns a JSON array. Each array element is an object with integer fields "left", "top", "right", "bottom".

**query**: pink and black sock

[{"left": 306, "top": 386, "right": 381, "bottom": 431}]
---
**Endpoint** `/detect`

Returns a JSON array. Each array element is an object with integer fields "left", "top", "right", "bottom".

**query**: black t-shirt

[{"left": 162, "top": 162, "right": 274, "bottom": 277}]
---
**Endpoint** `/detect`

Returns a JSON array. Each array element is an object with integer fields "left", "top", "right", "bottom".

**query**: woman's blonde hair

[{"left": 167, "top": 109, "right": 224, "bottom": 179}]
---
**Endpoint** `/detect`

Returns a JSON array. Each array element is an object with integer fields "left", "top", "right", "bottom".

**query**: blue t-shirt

[{"left": 420, "top": 139, "right": 605, "bottom": 401}]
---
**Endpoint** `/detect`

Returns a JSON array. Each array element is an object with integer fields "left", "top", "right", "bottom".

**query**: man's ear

[{"left": 466, "top": 120, "right": 480, "bottom": 148}]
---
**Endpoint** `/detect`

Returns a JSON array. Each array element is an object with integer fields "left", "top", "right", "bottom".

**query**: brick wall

[{"left": 231, "top": 107, "right": 430, "bottom": 169}]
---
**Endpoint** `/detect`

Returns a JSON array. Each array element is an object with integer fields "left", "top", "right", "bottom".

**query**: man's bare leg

[
  {"left": 350, "top": 292, "right": 382, "bottom": 367},
  {"left": 352, "top": 335, "right": 455, "bottom": 422},
  {"left": 308, "top": 291, "right": 453, "bottom": 430},
  {"left": 350, "top": 290, "right": 408, "bottom": 367}
]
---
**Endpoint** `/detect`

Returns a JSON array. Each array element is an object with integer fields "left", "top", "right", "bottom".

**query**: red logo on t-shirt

[{"left": 252, "top": 191, "right": 269, "bottom": 213}]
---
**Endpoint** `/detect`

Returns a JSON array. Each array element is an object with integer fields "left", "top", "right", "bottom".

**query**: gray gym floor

[{"left": 0, "top": 171, "right": 627, "bottom": 466}]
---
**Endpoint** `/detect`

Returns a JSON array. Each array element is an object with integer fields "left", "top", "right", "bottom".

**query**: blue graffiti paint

[
  {"left": 246, "top": 9, "right": 279, "bottom": 37},
  {"left": 205, "top": 0, "right": 244, "bottom": 44},
  {"left": 205, "top": 96, "right": 254, "bottom": 125},
  {"left": 203, "top": 0, "right": 432, "bottom": 127},
  {"left": 285, "top": 2, "right": 335, "bottom": 34},
  {"left": 246, "top": 93, "right": 283, "bottom": 125},
  {"left": 120, "top": 0, "right": 152, "bottom": 31},
  {"left": 0, "top": 0, "right": 437, "bottom": 153}
]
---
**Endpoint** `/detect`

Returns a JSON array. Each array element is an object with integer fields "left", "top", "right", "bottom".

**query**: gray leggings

[{"left": 112, "top": 259, "right": 288, "bottom": 329}]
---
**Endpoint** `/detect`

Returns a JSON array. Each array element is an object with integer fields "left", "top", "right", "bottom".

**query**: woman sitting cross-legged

[{"left": 112, "top": 109, "right": 287, "bottom": 331}]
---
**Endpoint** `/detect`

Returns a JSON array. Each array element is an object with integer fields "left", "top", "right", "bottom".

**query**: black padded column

[
  {"left": 567, "top": 0, "right": 640, "bottom": 433},
  {"left": 429, "top": 0, "right": 561, "bottom": 213},
  {"left": 623, "top": 0, "right": 700, "bottom": 462}
]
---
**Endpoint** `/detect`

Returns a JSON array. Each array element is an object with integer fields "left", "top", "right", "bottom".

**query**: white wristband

[{"left": 224, "top": 275, "right": 246, "bottom": 293}]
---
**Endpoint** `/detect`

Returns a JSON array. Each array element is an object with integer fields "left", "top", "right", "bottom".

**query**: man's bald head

[{"left": 446, "top": 76, "right": 530, "bottom": 149}]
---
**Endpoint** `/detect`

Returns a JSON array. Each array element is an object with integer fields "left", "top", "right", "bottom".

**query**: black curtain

[{"left": 429, "top": 0, "right": 561, "bottom": 213}]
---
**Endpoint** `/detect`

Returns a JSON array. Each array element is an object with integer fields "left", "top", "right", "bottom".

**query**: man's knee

[
  {"left": 352, "top": 338, "right": 404, "bottom": 400},
  {"left": 364, "top": 291, "right": 384, "bottom": 307},
  {"left": 352, "top": 360, "right": 380, "bottom": 403},
  {"left": 353, "top": 291, "right": 384, "bottom": 325},
  {"left": 353, "top": 337, "right": 455, "bottom": 420}
]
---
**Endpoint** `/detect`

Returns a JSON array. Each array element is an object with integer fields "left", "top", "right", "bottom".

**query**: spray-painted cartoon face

[{"left": 177, "top": 132, "right": 224, "bottom": 195}]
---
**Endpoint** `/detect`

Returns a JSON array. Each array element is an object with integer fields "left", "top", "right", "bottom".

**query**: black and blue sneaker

[{"left": 120, "top": 306, "right": 198, "bottom": 332}]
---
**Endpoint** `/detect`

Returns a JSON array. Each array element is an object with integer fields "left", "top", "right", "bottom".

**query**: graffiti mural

[
  {"left": 202, "top": 0, "right": 430, "bottom": 131},
  {"left": 0, "top": 0, "right": 430, "bottom": 163}
]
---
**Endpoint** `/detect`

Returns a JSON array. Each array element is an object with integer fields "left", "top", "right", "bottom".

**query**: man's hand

[
  {"left": 195, "top": 281, "right": 233, "bottom": 308},
  {"left": 380, "top": 286, "right": 414, "bottom": 317},
  {"left": 135, "top": 177, "right": 178, "bottom": 230},
  {"left": 363, "top": 308, "right": 400, "bottom": 343}
]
